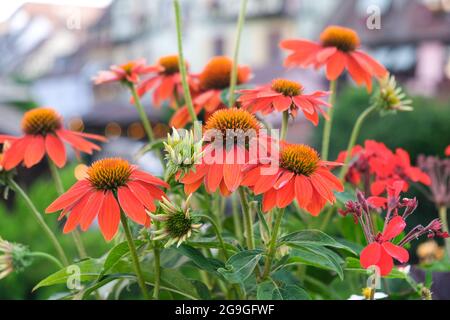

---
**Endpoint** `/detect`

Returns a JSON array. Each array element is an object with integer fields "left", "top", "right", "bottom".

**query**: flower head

[
  {"left": 93, "top": 58, "right": 160, "bottom": 85},
  {"left": 416, "top": 240, "right": 445, "bottom": 265},
  {"left": 0, "top": 108, "right": 106, "bottom": 170},
  {"left": 243, "top": 143, "right": 343, "bottom": 215},
  {"left": 342, "top": 186, "right": 448, "bottom": 276},
  {"left": 0, "top": 237, "right": 32, "bottom": 280},
  {"left": 136, "top": 55, "right": 198, "bottom": 108},
  {"left": 181, "top": 108, "right": 265, "bottom": 196},
  {"left": 46, "top": 157, "right": 169, "bottom": 241},
  {"left": 164, "top": 127, "right": 203, "bottom": 179},
  {"left": 170, "top": 56, "right": 251, "bottom": 128},
  {"left": 280, "top": 25, "right": 387, "bottom": 92},
  {"left": 151, "top": 195, "right": 201, "bottom": 247},
  {"left": 337, "top": 140, "right": 430, "bottom": 196},
  {"left": 372, "top": 74, "right": 413, "bottom": 114},
  {"left": 237, "top": 78, "right": 331, "bottom": 126}
]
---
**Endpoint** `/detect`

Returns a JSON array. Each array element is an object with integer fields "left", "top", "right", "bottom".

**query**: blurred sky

[{"left": 0, "top": 0, "right": 112, "bottom": 22}]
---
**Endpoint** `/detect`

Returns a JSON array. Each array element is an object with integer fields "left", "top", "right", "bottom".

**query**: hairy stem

[
  {"left": 173, "top": 0, "right": 197, "bottom": 123},
  {"left": 228, "top": 0, "right": 248, "bottom": 107},
  {"left": 120, "top": 213, "right": 150, "bottom": 300},
  {"left": 281, "top": 110, "right": 289, "bottom": 140},
  {"left": 321, "top": 80, "right": 337, "bottom": 161},
  {"left": 8, "top": 178, "right": 68, "bottom": 266},
  {"left": 129, "top": 84, "right": 155, "bottom": 142},
  {"left": 262, "top": 208, "right": 285, "bottom": 280},
  {"left": 239, "top": 187, "right": 255, "bottom": 250}
]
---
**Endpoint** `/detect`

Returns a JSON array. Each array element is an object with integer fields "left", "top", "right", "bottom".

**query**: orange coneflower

[
  {"left": 280, "top": 25, "right": 387, "bottom": 92},
  {"left": 136, "top": 55, "right": 198, "bottom": 108},
  {"left": 93, "top": 58, "right": 160, "bottom": 85},
  {"left": 181, "top": 108, "right": 263, "bottom": 196},
  {"left": 237, "top": 78, "right": 330, "bottom": 126},
  {"left": 0, "top": 108, "right": 106, "bottom": 170},
  {"left": 170, "top": 56, "right": 251, "bottom": 128},
  {"left": 242, "top": 143, "right": 343, "bottom": 215},
  {"left": 46, "top": 158, "right": 169, "bottom": 241}
]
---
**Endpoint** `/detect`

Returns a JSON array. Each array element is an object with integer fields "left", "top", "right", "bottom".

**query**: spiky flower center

[
  {"left": 166, "top": 211, "right": 193, "bottom": 238},
  {"left": 199, "top": 56, "right": 240, "bottom": 90},
  {"left": 159, "top": 55, "right": 180, "bottom": 75},
  {"left": 205, "top": 108, "right": 260, "bottom": 135},
  {"left": 320, "top": 26, "right": 360, "bottom": 52},
  {"left": 272, "top": 79, "right": 303, "bottom": 96},
  {"left": 87, "top": 158, "right": 132, "bottom": 190},
  {"left": 21, "top": 108, "right": 62, "bottom": 135},
  {"left": 280, "top": 144, "right": 320, "bottom": 176}
]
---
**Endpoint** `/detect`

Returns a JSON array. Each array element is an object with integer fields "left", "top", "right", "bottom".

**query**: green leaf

[
  {"left": 257, "top": 280, "right": 310, "bottom": 300},
  {"left": 135, "top": 139, "right": 165, "bottom": 159},
  {"left": 287, "top": 245, "right": 344, "bottom": 280},
  {"left": 187, "top": 238, "right": 239, "bottom": 252},
  {"left": 176, "top": 244, "right": 224, "bottom": 273},
  {"left": 335, "top": 190, "right": 356, "bottom": 205},
  {"left": 34, "top": 258, "right": 103, "bottom": 291},
  {"left": 280, "top": 230, "right": 356, "bottom": 255},
  {"left": 345, "top": 257, "right": 406, "bottom": 279},
  {"left": 100, "top": 240, "right": 145, "bottom": 277},
  {"left": 218, "top": 250, "right": 263, "bottom": 284}
]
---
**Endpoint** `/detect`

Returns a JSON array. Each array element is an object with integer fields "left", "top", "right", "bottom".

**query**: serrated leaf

[
  {"left": 287, "top": 245, "right": 344, "bottom": 280},
  {"left": 280, "top": 230, "right": 356, "bottom": 255},
  {"left": 257, "top": 280, "right": 310, "bottom": 300},
  {"left": 100, "top": 240, "right": 145, "bottom": 277},
  {"left": 218, "top": 250, "right": 263, "bottom": 284},
  {"left": 34, "top": 259, "right": 103, "bottom": 291},
  {"left": 176, "top": 244, "right": 224, "bottom": 273}
]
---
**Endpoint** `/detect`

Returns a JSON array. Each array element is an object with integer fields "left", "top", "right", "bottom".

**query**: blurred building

[{"left": 328, "top": 0, "right": 450, "bottom": 97}]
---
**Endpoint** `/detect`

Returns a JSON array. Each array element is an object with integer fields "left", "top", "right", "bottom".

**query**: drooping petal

[
  {"left": 23, "top": 135, "right": 46, "bottom": 168},
  {"left": 79, "top": 191, "right": 105, "bottom": 231},
  {"left": 310, "top": 173, "right": 336, "bottom": 204},
  {"left": 295, "top": 175, "right": 313, "bottom": 208},
  {"left": 272, "top": 96, "right": 293, "bottom": 112},
  {"left": 56, "top": 129, "right": 101, "bottom": 154},
  {"left": 2, "top": 136, "right": 31, "bottom": 170},
  {"left": 262, "top": 188, "right": 278, "bottom": 212},
  {"left": 117, "top": 186, "right": 148, "bottom": 225},
  {"left": 184, "top": 179, "right": 203, "bottom": 195},
  {"left": 98, "top": 191, "right": 121, "bottom": 241},
  {"left": 325, "top": 51, "right": 347, "bottom": 80},
  {"left": 45, "top": 134, "right": 67, "bottom": 168},
  {"left": 223, "top": 147, "right": 244, "bottom": 192},
  {"left": 131, "top": 169, "right": 169, "bottom": 188},
  {"left": 382, "top": 242, "right": 409, "bottom": 263},
  {"left": 205, "top": 162, "right": 224, "bottom": 193},
  {"left": 253, "top": 170, "right": 282, "bottom": 195},
  {"left": 127, "top": 180, "right": 157, "bottom": 212},
  {"left": 274, "top": 170, "right": 295, "bottom": 190},
  {"left": 382, "top": 216, "right": 406, "bottom": 241},
  {"left": 305, "top": 188, "right": 327, "bottom": 216},
  {"left": 63, "top": 193, "right": 92, "bottom": 233},
  {"left": 46, "top": 180, "right": 92, "bottom": 213},
  {"left": 276, "top": 179, "right": 296, "bottom": 208}
]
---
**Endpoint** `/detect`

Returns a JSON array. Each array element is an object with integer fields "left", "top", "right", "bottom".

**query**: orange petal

[
  {"left": 23, "top": 135, "right": 46, "bottom": 168},
  {"left": 98, "top": 191, "right": 121, "bottom": 241},
  {"left": 45, "top": 134, "right": 67, "bottom": 168},
  {"left": 117, "top": 186, "right": 148, "bottom": 225},
  {"left": 79, "top": 191, "right": 105, "bottom": 231}
]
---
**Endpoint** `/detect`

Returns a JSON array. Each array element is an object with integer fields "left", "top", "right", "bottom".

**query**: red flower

[
  {"left": 93, "top": 58, "right": 160, "bottom": 85},
  {"left": 46, "top": 158, "right": 169, "bottom": 241},
  {"left": 136, "top": 55, "right": 198, "bottom": 108},
  {"left": 280, "top": 25, "right": 387, "bottom": 92},
  {"left": 237, "top": 79, "right": 330, "bottom": 126},
  {"left": 360, "top": 216, "right": 409, "bottom": 276},
  {"left": 170, "top": 56, "right": 251, "bottom": 128},
  {"left": 243, "top": 143, "right": 343, "bottom": 215},
  {"left": 337, "top": 140, "right": 430, "bottom": 196},
  {"left": 0, "top": 108, "right": 106, "bottom": 170},
  {"left": 446, "top": 145, "right": 450, "bottom": 157},
  {"left": 181, "top": 108, "right": 262, "bottom": 196}
]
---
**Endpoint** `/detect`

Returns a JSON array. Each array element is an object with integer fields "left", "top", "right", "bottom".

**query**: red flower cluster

[
  {"left": 340, "top": 182, "right": 448, "bottom": 276},
  {"left": 337, "top": 140, "right": 431, "bottom": 196}
]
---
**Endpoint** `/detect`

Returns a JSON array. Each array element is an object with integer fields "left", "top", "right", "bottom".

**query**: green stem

[
  {"left": 120, "top": 213, "right": 150, "bottom": 300},
  {"left": 153, "top": 246, "right": 161, "bottom": 299},
  {"left": 48, "top": 159, "right": 87, "bottom": 258},
  {"left": 129, "top": 84, "right": 155, "bottom": 142},
  {"left": 281, "top": 110, "right": 289, "bottom": 140},
  {"left": 231, "top": 193, "right": 243, "bottom": 243},
  {"left": 262, "top": 208, "right": 285, "bottom": 280},
  {"left": 198, "top": 214, "right": 229, "bottom": 260},
  {"left": 29, "top": 251, "right": 63, "bottom": 269},
  {"left": 321, "top": 80, "right": 338, "bottom": 161},
  {"left": 339, "top": 104, "right": 377, "bottom": 181},
  {"left": 439, "top": 206, "right": 450, "bottom": 258},
  {"left": 319, "top": 206, "right": 334, "bottom": 231},
  {"left": 173, "top": 0, "right": 197, "bottom": 123},
  {"left": 239, "top": 187, "right": 255, "bottom": 250},
  {"left": 8, "top": 179, "right": 69, "bottom": 266},
  {"left": 228, "top": 0, "right": 248, "bottom": 107}
]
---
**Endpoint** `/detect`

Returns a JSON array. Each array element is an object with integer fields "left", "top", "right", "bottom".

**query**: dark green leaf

[
  {"left": 257, "top": 280, "right": 310, "bottom": 300},
  {"left": 218, "top": 250, "right": 263, "bottom": 284},
  {"left": 280, "top": 230, "right": 356, "bottom": 255},
  {"left": 100, "top": 240, "right": 145, "bottom": 277},
  {"left": 176, "top": 244, "right": 224, "bottom": 273}
]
